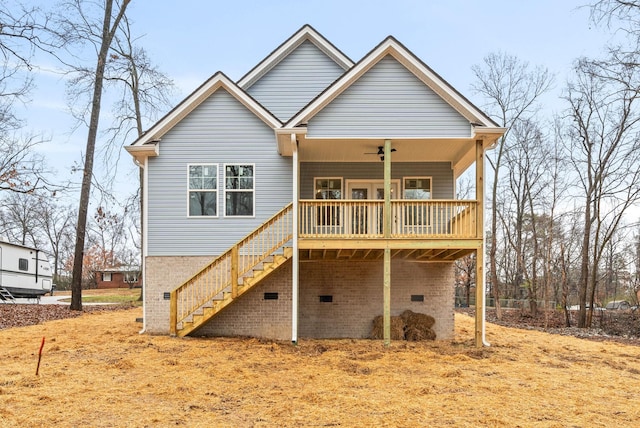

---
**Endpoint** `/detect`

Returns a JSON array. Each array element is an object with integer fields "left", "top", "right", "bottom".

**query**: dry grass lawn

[{"left": 1, "top": 308, "right": 639, "bottom": 427}]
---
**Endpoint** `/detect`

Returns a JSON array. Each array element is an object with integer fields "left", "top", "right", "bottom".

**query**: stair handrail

[{"left": 170, "top": 203, "right": 293, "bottom": 335}]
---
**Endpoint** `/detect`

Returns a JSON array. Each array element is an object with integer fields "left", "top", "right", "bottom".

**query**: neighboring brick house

[
  {"left": 96, "top": 267, "right": 141, "bottom": 289},
  {"left": 126, "top": 25, "right": 505, "bottom": 346}
]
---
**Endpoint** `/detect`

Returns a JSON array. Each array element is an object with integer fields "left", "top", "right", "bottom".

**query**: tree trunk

[
  {"left": 577, "top": 199, "right": 591, "bottom": 327},
  {"left": 70, "top": 0, "right": 130, "bottom": 311},
  {"left": 490, "top": 171, "right": 502, "bottom": 319}
]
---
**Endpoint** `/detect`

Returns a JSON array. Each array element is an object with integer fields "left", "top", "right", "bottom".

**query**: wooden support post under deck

[
  {"left": 475, "top": 247, "right": 484, "bottom": 346},
  {"left": 475, "top": 139, "right": 485, "bottom": 347},
  {"left": 383, "top": 139, "right": 392, "bottom": 346}
]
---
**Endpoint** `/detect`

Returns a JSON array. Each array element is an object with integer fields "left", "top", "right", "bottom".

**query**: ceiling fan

[{"left": 364, "top": 146, "right": 397, "bottom": 161}]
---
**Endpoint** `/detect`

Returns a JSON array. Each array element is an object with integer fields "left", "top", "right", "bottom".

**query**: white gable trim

[
  {"left": 130, "top": 72, "right": 281, "bottom": 147},
  {"left": 237, "top": 24, "right": 353, "bottom": 90},
  {"left": 285, "top": 37, "right": 499, "bottom": 129}
]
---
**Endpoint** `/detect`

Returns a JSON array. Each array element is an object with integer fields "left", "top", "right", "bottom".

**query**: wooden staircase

[{"left": 170, "top": 204, "right": 293, "bottom": 337}]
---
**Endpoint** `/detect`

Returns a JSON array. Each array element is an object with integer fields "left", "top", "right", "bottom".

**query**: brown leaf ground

[{"left": 1, "top": 307, "right": 639, "bottom": 427}]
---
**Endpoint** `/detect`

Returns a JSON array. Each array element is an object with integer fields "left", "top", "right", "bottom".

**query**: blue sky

[{"left": 21, "top": 0, "right": 612, "bottom": 201}]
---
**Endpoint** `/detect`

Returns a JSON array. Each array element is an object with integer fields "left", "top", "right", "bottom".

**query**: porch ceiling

[
  {"left": 298, "top": 137, "right": 471, "bottom": 162},
  {"left": 281, "top": 134, "right": 478, "bottom": 177}
]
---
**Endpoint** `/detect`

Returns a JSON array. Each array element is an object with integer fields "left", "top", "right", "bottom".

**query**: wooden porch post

[
  {"left": 383, "top": 139, "right": 392, "bottom": 346},
  {"left": 475, "top": 139, "right": 485, "bottom": 347}
]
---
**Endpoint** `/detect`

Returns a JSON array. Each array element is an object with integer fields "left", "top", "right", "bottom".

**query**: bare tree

[
  {"left": 631, "top": 226, "right": 640, "bottom": 305},
  {"left": 539, "top": 122, "right": 570, "bottom": 325},
  {"left": 102, "top": 14, "right": 175, "bottom": 166},
  {"left": 498, "top": 119, "right": 551, "bottom": 313},
  {"left": 0, "top": 191, "right": 42, "bottom": 246},
  {"left": 590, "top": 0, "right": 640, "bottom": 41},
  {"left": 0, "top": 132, "right": 58, "bottom": 194},
  {"left": 54, "top": 0, "right": 131, "bottom": 310},
  {"left": 37, "top": 200, "right": 76, "bottom": 283},
  {"left": 471, "top": 52, "right": 553, "bottom": 318},
  {"left": 562, "top": 54, "right": 640, "bottom": 327},
  {"left": 0, "top": 0, "right": 38, "bottom": 132},
  {"left": 0, "top": 2, "right": 62, "bottom": 195},
  {"left": 454, "top": 253, "right": 476, "bottom": 307},
  {"left": 87, "top": 205, "right": 127, "bottom": 267}
]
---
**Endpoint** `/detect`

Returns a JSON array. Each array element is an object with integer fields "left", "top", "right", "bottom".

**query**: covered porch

[{"left": 283, "top": 131, "right": 500, "bottom": 347}]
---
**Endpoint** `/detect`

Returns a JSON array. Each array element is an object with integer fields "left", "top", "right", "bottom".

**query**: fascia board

[{"left": 238, "top": 24, "right": 354, "bottom": 89}]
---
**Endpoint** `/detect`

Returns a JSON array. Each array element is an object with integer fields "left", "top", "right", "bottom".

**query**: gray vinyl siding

[
  {"left": 246, "top": 40, "right": 347, "bottom": 122},
  {"left": 147, "top": 89, "right": 292, "bottom": 257},
  {"left": 307, "top": 55, "right": 471, "bottom": 138},
  {"left": 300, "top": 162, "right": 453, "bottom": 199}
]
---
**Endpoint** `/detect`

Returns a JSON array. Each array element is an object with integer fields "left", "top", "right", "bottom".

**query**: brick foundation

[
  {"left": 144, "top": 256, "right": 214, "bottom": 334},
  {"left": 298, "top": 260, "right": 454, "bottom": 340},
  {"left": 144, "top": 256, "right": 455, "bottom": 340}
]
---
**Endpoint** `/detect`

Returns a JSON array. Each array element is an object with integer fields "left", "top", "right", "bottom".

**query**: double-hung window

[
  {"left": 224, "top": 164, "right": 254, "bottom": 217},
  {"left": 314, "top": 178, "right": 342, "bottom": 226},
  {"left": 403, "top": 177, "right": 432, "bottom": 226},
  {"left": 188, "top": 164, "right": 218, "bottom": 217}
]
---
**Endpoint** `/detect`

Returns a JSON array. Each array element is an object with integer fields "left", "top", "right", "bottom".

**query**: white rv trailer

[{"left": 0, "top": 239, "right": 53, "bottom": 298}]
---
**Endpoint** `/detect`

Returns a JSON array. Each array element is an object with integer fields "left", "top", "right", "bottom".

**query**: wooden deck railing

[
  {"left": 299, "top": 200, "right": 477, "bottom": 239},
  {"left": 170, "top": 203, "right": 293, "bottom": 335}
]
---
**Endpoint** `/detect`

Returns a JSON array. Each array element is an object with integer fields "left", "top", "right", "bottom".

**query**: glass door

[
  {"left": 346, "top": 181, "right": 398, "bottom": 235},
  {"left": 350, "top": 186, "right": 369, "bottom": 234}
]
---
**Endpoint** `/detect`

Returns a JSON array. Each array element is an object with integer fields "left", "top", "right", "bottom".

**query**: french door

[{"left": 346, "top": 180, "right": 399, "bottom": 235}]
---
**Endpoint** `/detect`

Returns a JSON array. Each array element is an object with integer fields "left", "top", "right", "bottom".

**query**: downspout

[
  {"left": 138, "top": 156, "right": 148, "bottom": 334},
  {"left": 291, "top": 133, "right": 299, "bottom": 344}
]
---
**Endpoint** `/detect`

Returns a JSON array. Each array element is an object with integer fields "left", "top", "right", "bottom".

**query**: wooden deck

[
  {"left": 298, "top": 199, "right": 479, "bottom": 261},
  {"left": 170, "top": 199, "right": 481, "bottom": 337}
]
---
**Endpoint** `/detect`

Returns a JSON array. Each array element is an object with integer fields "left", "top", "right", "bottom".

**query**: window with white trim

[
  {"left": 188, "top": 164, "right": 218, "bottom": 217},
  {"left": 103, "top": 272, "right": 112, "bottom": 282},
  {"left": 403, "top": 177, "right": 432, "bottom": 226},
  {"left": 314, "top": 178, "right": 342, "bottom": 226},
  {"left": 403, "top": 177, "right": 431, "bottom": 200},
  {"left": 224, "top": 164, "right": 254, "bottom": 217},
  {"left": 315, "top": 178, "right": 342, "bottom": 200}
]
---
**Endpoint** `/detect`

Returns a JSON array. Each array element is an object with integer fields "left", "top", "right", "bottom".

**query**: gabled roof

[
  {"left": 284, "top": 36, "right": 500, "bottom": 130},
  {"left": 128, "top": 72, "right": 282, "bottom": 149},
  {"left": 237, "top": 24, "right": 354, "bottom": 89}
]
